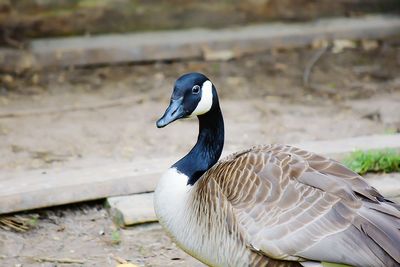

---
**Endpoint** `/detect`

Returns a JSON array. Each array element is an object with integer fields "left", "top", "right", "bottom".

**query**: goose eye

[{"left": 192, "top": 85, "right": 200, "bottom": 94}]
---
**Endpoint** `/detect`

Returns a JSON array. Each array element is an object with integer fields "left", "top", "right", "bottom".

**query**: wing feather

[{"left": 208, "top": 144, "right": 400, "bottom": 266}]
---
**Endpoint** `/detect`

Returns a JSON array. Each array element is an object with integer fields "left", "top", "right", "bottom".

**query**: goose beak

[{"left": 156, "top": 97, "right": 185, "bottom": 128}]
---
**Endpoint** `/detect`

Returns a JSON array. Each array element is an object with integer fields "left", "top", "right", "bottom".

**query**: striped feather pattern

[{"left": 190, "top": 144, "right": 400, "bottom": 266}]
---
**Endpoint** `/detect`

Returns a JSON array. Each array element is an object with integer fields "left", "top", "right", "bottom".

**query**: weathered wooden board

[
  {"left": 1, "top": 134, "right": 399, "bottom": 214},
  {"left": 0, "top": 158, "right": 173, "bottom": 214},
  {"left": 367, "top": 173, "right": 400, "bottom": 201},
  {"left": 294, "top": 134, "right": 400, "bottom": 158},
  {"left": 1, "top": 15, "right": 400, "bottom": 71},
  {"left": 107, "top": 193, "right": 156, "bottom": 226}
]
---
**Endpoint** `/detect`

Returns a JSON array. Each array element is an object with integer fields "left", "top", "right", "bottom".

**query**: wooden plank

[
  {"left": 1, "top": 15, "right": 400, "bottom": 70},
  {"left": 293, "top": 134, "right": 400, "bottom": 159},
  {"left": 0, "top": 134, "right": 399, "bottom": 214},
  {"left": 107, "top": 193, "right": 156, "bottom": 226},
  {"left": 366, "top": 173, "right": 400, "bottom": 201},
  {"left": 0, "top": 158, "right": 173, "bottom": 214}
]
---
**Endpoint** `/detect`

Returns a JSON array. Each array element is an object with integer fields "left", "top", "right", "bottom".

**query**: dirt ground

[{"left": 0, "top": 40, "right": 400, "bottom": 266}]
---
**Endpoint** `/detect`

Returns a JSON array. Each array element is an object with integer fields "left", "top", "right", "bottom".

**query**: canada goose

[{"left": 154, "top": 72, "right": 400, "bottom": 267}]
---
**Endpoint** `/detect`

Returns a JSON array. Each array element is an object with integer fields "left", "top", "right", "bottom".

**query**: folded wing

[{"left": 211, "top": 144, "right": 400, "bottom": 266}]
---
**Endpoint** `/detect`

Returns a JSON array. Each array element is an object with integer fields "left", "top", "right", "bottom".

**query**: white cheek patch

[{"left": 191, "top": 80, "right": 213, "bottom": 116}]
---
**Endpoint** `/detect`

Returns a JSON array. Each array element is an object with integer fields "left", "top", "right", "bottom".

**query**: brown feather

[{"left": 199, "top": 144, "right": 400, "bottom": 266}]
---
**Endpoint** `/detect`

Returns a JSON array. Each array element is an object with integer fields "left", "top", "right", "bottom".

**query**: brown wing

[{"left": 207, "top": 144, "right": 400, "bottom": 266}]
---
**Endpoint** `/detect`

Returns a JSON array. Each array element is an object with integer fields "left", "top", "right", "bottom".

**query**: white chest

[
  {"left": 154, "top": 168, "right": 192, "bottom": 236},
  {"left": 154, "top": 168, "right": 209, "bottom": 261},
  {"left": 153, "top": 168, "right": 250, "bottom": 267}
]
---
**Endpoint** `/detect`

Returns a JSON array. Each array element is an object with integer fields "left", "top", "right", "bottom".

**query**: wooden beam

[
  {"left": 293, "top": 134, "right": 400, "bottom": 158},
  {"left": 0, "top": 158, "right": 173, "bottom": 214},
  {"left": 1, "top": 15, "right": 399, "bottom": 71},
  {"left": 0, "top": 134, "right": 399, "bottom": 214}
]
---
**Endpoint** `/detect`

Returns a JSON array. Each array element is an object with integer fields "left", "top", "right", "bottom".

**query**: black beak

[{"left": 156, "top": 97, "right": 185, "bottom": 128}]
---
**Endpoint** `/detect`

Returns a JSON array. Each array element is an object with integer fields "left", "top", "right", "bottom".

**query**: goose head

[
  {"left": 156, "top": 72, "right": 224, "bottom": 185},
  {"left": 156, "top": 72, "right": 216, "bottom": 128}
]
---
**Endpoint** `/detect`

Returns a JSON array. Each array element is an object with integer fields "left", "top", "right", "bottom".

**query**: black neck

[{"left": 173, "top": 101, "right": 224, "bottom": 185}]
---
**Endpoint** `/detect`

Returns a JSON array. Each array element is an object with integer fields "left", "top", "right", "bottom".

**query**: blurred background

[
  {"left": 0, "top": 1, "right": 399, "bottom": 266},
  {"left": 1, "top": 0, "right": 400, "bottom": 45}
]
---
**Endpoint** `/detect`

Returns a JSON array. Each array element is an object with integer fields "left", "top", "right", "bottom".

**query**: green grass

[
  {"left": 343, "top": 149, "right": 400, "bottom": 175},
  {"left": 111, "top": 229, "right": 121, "bottom": 245},
  {"left": 27, "top": 214, "right": 39, "bottom": 227}
]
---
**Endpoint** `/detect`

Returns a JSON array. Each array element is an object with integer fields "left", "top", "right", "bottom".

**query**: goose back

[{"left": 196, "top": 144, "right": 400, "bottom": 266}]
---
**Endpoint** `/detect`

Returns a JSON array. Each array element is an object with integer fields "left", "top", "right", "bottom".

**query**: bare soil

[{"left": 0, "top": 41, "right": 399, "bottom": 266}]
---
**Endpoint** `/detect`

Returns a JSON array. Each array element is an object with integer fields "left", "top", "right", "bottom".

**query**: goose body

[{"left": 154, "top": 73, "right": 400, "bottom": 267}]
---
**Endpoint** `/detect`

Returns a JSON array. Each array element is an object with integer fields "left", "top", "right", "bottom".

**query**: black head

[{"left": 156, "top": 72, "right": 216, "bottom": 128}]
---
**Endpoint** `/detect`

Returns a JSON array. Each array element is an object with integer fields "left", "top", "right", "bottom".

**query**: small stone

[
  {"left": 202, "top": 47, "right": 236, "bottom": 61},
  {"left": 311, "top": 39, "right": 329, "bottom": 49},
  {"left": 154, "top": 72, "right": 165, "bottom": 81},
  {"left": 361, "top": 39, "right": 379, "bottom": 51},
  {"left": 273, "top": 62, "right": 287, "bottom": 71},
  {"left": 332, "top": 39, "right": 356, "bottom": 53},
  {"left": 2, "top": 74, "right": 14, "bottom": 86},
  {"left": 31, "top": 74, "right": 40, "bottom": 85}
]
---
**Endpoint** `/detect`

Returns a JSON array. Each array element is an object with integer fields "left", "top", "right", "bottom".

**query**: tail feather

[{"left": 354, "top": 204, "right": 400, "bottom": 266}]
